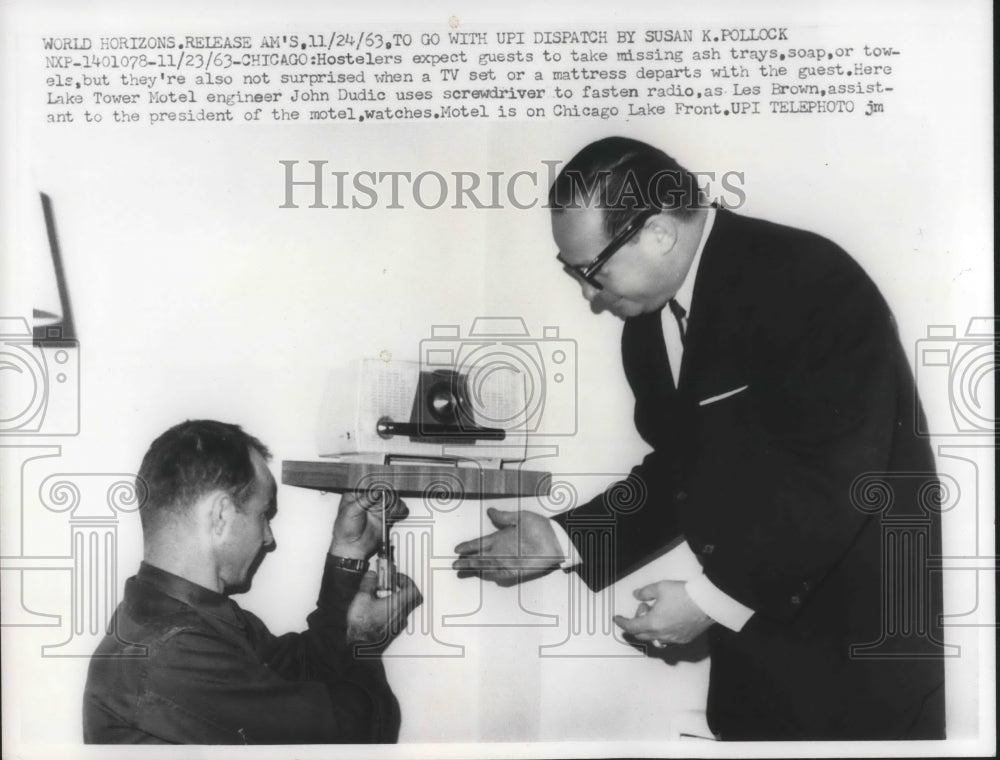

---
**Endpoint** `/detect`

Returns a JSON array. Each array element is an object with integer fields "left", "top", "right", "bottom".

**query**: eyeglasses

[{"left": 555, "top": 207, "right": 661, "bottom": 290}]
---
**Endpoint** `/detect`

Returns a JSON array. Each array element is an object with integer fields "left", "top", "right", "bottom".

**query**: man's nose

[
  {"left": 581, "top": 281, "right": 601, "bottom": 302},
  {"left": 263, "top": 523, "right": 275, "bottom": 548}
]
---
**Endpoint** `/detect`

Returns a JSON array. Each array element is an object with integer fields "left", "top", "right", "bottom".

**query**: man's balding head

[
  {"left": 548, "top": 136, "right": 706, "bottom": 236},
  {"left": 136, "top": 419, "right": 271, "bottom": 539}
]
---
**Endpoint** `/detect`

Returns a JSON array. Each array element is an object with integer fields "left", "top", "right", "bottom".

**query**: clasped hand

[
  {"left": 613, "top": 580, "right": 713, "bottom": 646},
  {"left": 452, "top": 508, "right": 564, "bottom": 587}
]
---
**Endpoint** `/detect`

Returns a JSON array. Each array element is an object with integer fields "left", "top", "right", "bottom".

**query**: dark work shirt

[{"left": 83, "top": 557, "right": 400, "bottom": 744}]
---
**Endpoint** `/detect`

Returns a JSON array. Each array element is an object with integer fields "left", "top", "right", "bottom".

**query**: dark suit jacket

[
  {"left": 83, "top": 557, "right": 400, "bottom": 744},
  {"left": 554, "top": 209, "right": 945, "bottom": 740}
]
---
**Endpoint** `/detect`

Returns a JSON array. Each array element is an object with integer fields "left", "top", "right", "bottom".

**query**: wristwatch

[{"left": 328, "top": 555, "right": 369, "bottom": 573}]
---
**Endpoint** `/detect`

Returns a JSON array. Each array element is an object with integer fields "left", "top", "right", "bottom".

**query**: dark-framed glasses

[{"left": 556, "top": 207, "right": 661, "bottom": 290}]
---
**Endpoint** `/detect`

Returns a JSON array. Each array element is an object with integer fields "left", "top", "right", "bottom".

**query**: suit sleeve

[
  {"left": 140, "top": 557, "right": 399, "bottom": 744},
  {"left": 552, "top": 449, "right": 683, "bottom": 591}
]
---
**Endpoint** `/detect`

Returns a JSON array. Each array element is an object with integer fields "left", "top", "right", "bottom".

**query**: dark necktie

[{"left": 668, "top": 298, "right": 687, "bottom": 347}]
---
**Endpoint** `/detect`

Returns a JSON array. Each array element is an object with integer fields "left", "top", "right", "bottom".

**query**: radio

[
  {"left": 317, "top": 357, "right": 530, "bottom": 467},
  {"left": 286, "top": 319, "right": 563, "bottom": 510}
]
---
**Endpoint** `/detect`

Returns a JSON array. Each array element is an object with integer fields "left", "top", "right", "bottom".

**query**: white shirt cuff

[
  {"left": 548, "top": 522, "right": 754, "bottom": 631},
  {"left": 549, "top": 519, "right": 581, "bottom": 569},
  {"left": 685, "top": 571, "right": 755, "bottom": 632}
]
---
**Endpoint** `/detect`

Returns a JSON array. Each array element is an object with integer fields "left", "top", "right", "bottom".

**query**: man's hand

[
  {"left": 452, "top": 508, "right": 563, "bottom": 587},
  {"left": 346, "top": 571, "right": 423, "bottom": 650},
  {"left": 613, "top": 580, "right": 714, "bottom": 646},
  {"left": 330, "top": 490, "right": 408, "bottom": 560}
]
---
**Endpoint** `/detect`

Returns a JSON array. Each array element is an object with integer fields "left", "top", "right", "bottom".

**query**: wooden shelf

[{"left": 281, "top": 460, "right": 550, "bottom": 499}]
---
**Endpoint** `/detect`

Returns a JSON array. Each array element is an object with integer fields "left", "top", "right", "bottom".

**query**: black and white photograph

[{"left": 0, "top": 1, "right": 994, "bottom": 758}]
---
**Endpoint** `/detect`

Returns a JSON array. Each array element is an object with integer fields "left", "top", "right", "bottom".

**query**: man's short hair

[
  {"left": 136, "top": 420, "right": 271, "bottom": 534},
  {"left": 548, "top": 136, "right": 706, "bottom": 237}
]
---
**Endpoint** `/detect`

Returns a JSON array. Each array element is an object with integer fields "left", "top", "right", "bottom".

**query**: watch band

[{"left": 328, "top": 554, "right": 369, "bottom": 573}]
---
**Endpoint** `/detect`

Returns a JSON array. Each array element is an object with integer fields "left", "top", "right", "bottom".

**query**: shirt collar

[
  {"left": 136, "top": 561, "right": 246, "bottom": 629},
  {"left": 673, "top": 205, "right": 716, "bottom": 316}
]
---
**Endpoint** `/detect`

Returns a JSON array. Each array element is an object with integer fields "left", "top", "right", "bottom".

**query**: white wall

[{"left": 1, "top": 1, "right": 993, "bottom": 757}]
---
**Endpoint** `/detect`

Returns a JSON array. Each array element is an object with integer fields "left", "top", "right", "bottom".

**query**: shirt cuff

[
  {"left": 685, "top": 571, "right": 754, "bottom": 632},
  {"left": 549, "top": 519, "right": 581, "bottom": 569},
  {"left": 321, "top": 554, "right": 366, "bottom": 607}
]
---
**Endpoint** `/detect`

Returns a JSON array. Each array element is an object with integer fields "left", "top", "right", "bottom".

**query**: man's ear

[
  {"left": 645, "top": 213, "right": 679, "bottom": 254},
  {"left": 208, "top": 492, "right": 234, "bottom": 541}
]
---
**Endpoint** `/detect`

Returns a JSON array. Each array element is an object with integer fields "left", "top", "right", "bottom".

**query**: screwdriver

[{"left": 375, "top": 489, "right": 396, "bottom": 598}]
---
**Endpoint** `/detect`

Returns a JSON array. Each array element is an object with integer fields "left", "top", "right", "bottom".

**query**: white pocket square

[{"left": 698, "top": 385, "right": 749, "bottom": 406}]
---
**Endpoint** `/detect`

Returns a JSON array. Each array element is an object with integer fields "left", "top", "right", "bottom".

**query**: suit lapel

[
  {"left": 623, "top": 308, "right": 674, "bottom": 395},
  {"left": 621, "top": 210, "right": 752, "bottom": 450},
  {"left": 680, "top": 209, "right": 747, "bottom": 397}
]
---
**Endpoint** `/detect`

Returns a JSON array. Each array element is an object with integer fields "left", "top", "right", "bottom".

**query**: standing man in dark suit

[{"left": 453, "top": 136, "right": 945, "bottom": 740}]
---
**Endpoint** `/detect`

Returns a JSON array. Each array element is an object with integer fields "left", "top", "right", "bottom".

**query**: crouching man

[{"left": 84, "top": 419, "right": 421, "bottom": 744}]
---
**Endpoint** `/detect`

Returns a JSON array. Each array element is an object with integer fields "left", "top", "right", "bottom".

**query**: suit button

[
  {"left": 702, "top": 544, "right": 715, "bottom": 555},
  {"left": 674, "top": 489, "right": 688, "bottom": 503}
]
